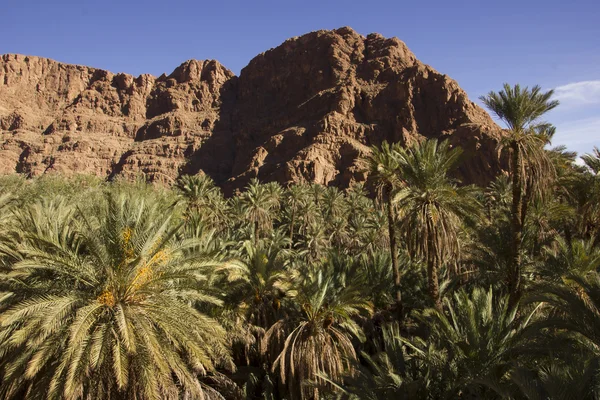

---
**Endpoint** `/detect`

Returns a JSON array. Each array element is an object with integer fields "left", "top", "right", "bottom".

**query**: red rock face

[
  {"left": 0, "top": 54, "right": 234, "bottom": 183},
  {"left": 0, "top": 27, "right": 503, "bottom": 191}
]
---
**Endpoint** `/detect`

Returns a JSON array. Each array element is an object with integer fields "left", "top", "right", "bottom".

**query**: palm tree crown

[
  {"left": 0, "top": 193, "right": 231, "bottom": 400},
  {"left": 394, "top": 139, "right": 479, "bottom": 309},
  {"left": 479, "top": 84, "right": 559, "bottom": 133}
]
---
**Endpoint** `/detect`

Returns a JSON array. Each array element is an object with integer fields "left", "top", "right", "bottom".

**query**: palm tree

[
  {"left": 484, "top": 174, "right": 512, "bottom": 221},
  {"left": 582, "top": 147, "right": 600, "bottom": 174},
  {"left": 538, "top": 238, "right": 600, "bottom": 283},
  {"left": 0, "top": 192, "right": 15, "bottom": 264},
  {"left": 363, "top": 207, "right": 390, "bottom": 253},
  {"left": 176, "top": 173, "right": 218, "bottom": 207},
  {"left": 364, "top": 141, "right": 405, "bottom": 316},
  {"left": 320, "top": 186, "right": 346, "bottom": 225},
  {"left": 528, "top": 272, "right": 600, "bottom": 356},
  {"left": 282, "top": 185, "right": 318, "bottom": 249},
  {"left": 175, "top": 173, "right": 227, "bottom": 229},
  {"left": 263, "top": 266, "right": 372, "bottom": 399},
  {"left": 511, "top": 359, "right": 600, "bottom": 400},
  {"left": 522, "top": 272, "right": 600, "bottom": 399},
  {"left": 520, "top": 196, "right": 573, "bottom": 258},
  {"left": 394, "top": 139, "right": 479, "bottom": 310},
  {"left": 321, "top": 187, "right": 350, "bottom": 249},
  {"left": 0, "top": 193, "right": 232, "bottom": 400},
  {"left": 581, "top": 147, "right": 600, "bottom": 245},
  {"left": 323, "top": 323, "right": 424, "bottom": 400},
  {"left": 545, "top": 144, "right": 579, "bottom": 248},
  {"left": 284, "top": 185, "right": 306, "bottom": 247},
  {"left": 404, "top": 287, "right": 537, "bottom": 399},
  {"left": 214, "top": 239, "right": 297, "bottom": 370},
  {"left": 480, "top": 84, "right": 559, "bottom": 307},
  {"left": 221, "top": 239, "right": 296, "bottom": 330},
  {"left": 240, "top": 179, "right": 280, "bottom": 245},
  {"left": 298, "top": 220, "right": 329, "bottom": 262}
]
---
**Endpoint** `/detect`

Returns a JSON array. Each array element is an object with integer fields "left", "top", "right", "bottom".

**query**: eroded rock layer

[{"left": 0, "top": 27, "right": 503, "bottom": 191}]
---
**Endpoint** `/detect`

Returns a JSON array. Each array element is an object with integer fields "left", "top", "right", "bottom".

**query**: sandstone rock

[
  {"left": 0, "top": 53, "right": 234, "bottom": 183},
  {"left": 224, "top": 27, "right": 502, "bottom": 192},
  {"left": 0, "top": 27, "right": 504, "bottom": 192}
]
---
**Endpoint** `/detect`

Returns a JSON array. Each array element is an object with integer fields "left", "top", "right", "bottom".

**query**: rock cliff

[{"left": 0, "top": 27, "right": 503, "bottom": 192}]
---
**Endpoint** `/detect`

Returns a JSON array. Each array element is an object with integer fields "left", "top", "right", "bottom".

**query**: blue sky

[{"left": 2, "top": 0, "right": 599, "bottom": 156}]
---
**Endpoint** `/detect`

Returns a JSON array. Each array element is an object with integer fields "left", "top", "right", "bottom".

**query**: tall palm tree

[
  {"left": 0, "top": 193, "right": 232, "bottom": 400},
  {"left": 394, "top": 139, "right": 479, "bottom": 310},
  {"left": 364, "top": 141, "right": 405, "bottom": 316},
  {"left": 480, "top": 84, "right": 559, "bottom": 307}
]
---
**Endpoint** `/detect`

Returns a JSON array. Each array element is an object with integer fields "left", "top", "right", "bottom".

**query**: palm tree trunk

[
  {"left": 520, "top": 183, "right": 532, "bottom": 230},
  {"left": 560, "top": 196, "right": 573, "bottom": 253},
  {"left": 427, "top": 260, "right": 442, "bottom": 311},
  {"left": 386, "top": 188, "right": 403, "bottom": 319},
  {"left": 509, "top": 142, "right": 523, "bottom": 309},
  {"left": 564, "top": 222, "right": 573, "bottom": 249},
  {"left": 289, "top": 207, "right": 296, "bottom": 249},
  {"left": 427, "top": 233, "right": 442, "bottom": 311},
  {"left": 254, "top": 220, "right": 259, "bottom": 246}
]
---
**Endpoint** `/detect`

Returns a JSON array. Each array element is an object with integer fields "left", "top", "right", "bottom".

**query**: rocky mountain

[{"left": 0, "top": 27, "right": 502, "bottom": 193}]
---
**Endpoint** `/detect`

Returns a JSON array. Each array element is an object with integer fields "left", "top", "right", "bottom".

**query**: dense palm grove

[{"left": 0, "top": 85, "right": 599, "bottom": 399}]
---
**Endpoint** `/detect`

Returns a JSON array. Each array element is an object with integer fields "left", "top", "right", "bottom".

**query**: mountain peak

[{"left": 0, "top": 28, "right": 502, "bottom": 191}]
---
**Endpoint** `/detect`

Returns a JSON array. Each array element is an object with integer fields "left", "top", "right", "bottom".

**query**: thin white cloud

[
  {"left": 552, "top": 116, "right": 600, "bottom": 156},
  {"left": 553, "top": 80, "right": 600, "bottom": 107}
]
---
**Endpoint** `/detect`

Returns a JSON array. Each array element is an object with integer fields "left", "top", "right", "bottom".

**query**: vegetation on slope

[{"left": 0, "top": 85, "right": 599, "bottom": 399}]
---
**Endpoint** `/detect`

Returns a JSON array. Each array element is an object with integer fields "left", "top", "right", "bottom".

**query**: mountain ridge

[{"left": 0, "top": 27, "right": 503, "bottom": 193}]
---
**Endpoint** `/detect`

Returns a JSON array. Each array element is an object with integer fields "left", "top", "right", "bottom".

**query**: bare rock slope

[{"left": 0, "top": 27, "right": 502, "bottom": 191}]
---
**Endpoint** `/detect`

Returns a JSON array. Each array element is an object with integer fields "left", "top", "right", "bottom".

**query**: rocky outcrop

[
  {"left": 0, "top": 27, "right": 503, "bottom": 191},
  {"left": 0, "top": 54, "right": 234, "bottom": 182}
]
